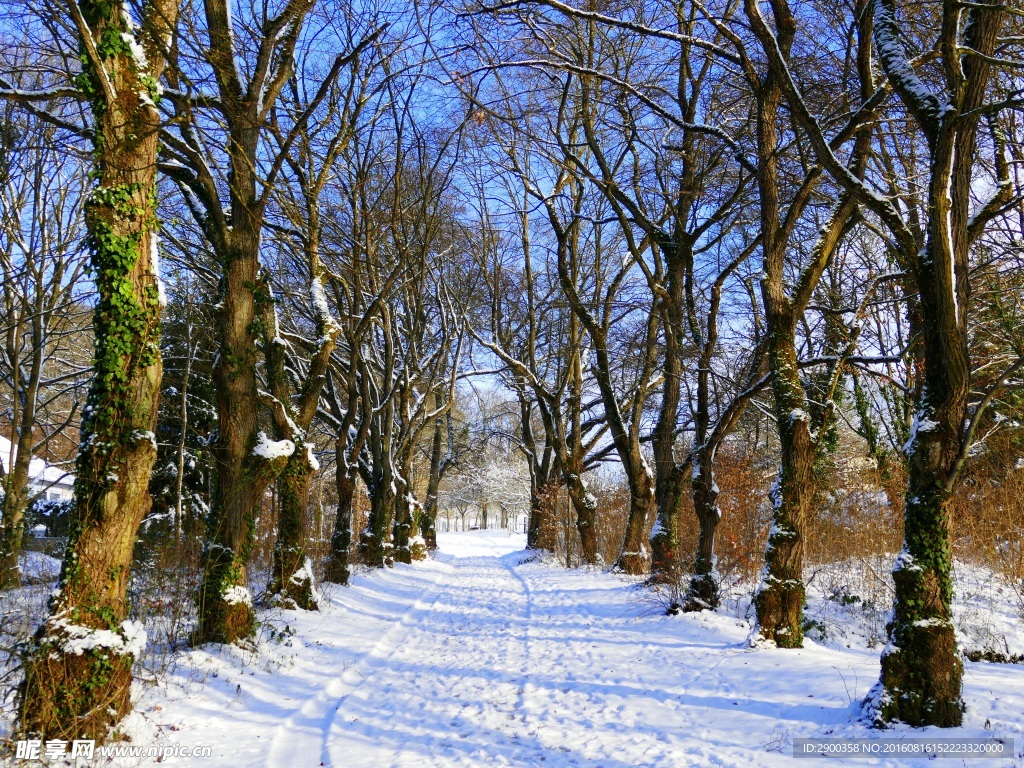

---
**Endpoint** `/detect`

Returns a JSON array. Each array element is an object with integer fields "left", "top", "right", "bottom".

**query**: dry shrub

[
  {"left": 671, "top": 447, "right": 774, "bottom": 591},
  {"left": 535, "top": 479, "right": 631, "bottom": 568},
  {"left": 806, "top": 462, "right": 904, "bottom": 569},
  {"left": 593, "top": 480, "right": 630, "bottom": 566},
  {"left": 949, "top": 461, "right": 1024, "bottom": 616},
  {"left": 129, "top": 531, "right": 204, "bottom": 675}
]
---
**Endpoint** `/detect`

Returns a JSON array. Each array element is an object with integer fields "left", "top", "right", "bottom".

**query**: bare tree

[
  {"left": 0, "top": 110, "right": 89, "bottom": 587},
  {"left": 158, "top": 0, "right": 376, "bottom": 642}
]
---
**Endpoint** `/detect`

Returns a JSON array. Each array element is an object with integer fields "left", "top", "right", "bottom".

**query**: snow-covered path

[
  {"left": 268, "top": 534, "right": 536, "bottom": 767},
  {"left": 116, "top": 531, "right": 1023, "bottom": 768}
]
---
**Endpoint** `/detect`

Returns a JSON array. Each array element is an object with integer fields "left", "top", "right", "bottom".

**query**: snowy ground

[{"left": 4, "top": 532, "right": 1023, "bottom": 766}]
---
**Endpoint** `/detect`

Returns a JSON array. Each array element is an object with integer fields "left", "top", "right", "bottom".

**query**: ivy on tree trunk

[{"left": 17, "top": 0, "right": 176, "bottom": 740}]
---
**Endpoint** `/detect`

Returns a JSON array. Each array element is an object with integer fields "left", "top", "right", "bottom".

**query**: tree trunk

[
  {"left": 393, "top": 474, "right": 422, "bottom": 564},
  {"left": 268, "top": 447, "right": 319, "bottom": 609},
  {"left": 683, "top": 461, "right": 722, "bottom": 611},
  {"left": 325, "top": 437, "right": 357, "bottom": 583},
  {"left": 0, "top": 455, "right": 30, "bottom": 588},
  {"left": 860, "top": 0, "right": 1006, "bottom": 724},
  {"left": 649, "top": 466, "right": 685, "bottom": 588},
  {"left": 422, "top": 407, "right": 445, "bottom": 550},
  {"left": 527, "top": 483, "right": 545, "bottom": 549},
  {"left": 650, "top": 249, "right": 687, "bottom": 587},
  {"left": 360, "top": 481, "right": 395, "bottom": 567},
  {"left": 392, "top": 495, "right": 411, "bottom": 563},
  {"left": 753, "top": 329, "right": 813, "bottom": 647},
  {"left": 17, "top": 0, "right": 175, "bottom": 740},
  {"left": 869, "top": 227, "right": 969, "bottom": 727},
  {"left": 196, "top": 267, "right": 286, "bottom": 644},
  {"left": 565, "top": 471, "right": 600, "bottom": 566},
  {"left": 615, "top": 473, "right": 656, "bottom": 575}
]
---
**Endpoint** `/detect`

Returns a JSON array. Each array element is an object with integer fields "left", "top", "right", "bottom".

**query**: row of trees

[{"left": 0, "top": 0, "right": 1021, "bottom": 743}]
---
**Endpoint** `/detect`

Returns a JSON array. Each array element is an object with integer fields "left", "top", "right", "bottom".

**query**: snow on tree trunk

[
  {"left": 268, "top": 448, "right": 320, "bottom": 609},
  {"left": 753, "top": 331, "right": 814, "bottom": 648}
]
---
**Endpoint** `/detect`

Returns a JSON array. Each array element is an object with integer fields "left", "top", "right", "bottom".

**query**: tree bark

[
  {"left": 0, "top": 437, "right": 32, "bottom": 588},
  {"left": 683, "top": 459, "right": 722, "bottom": 611},
  {"left": 267, "top": 447, "right": 319, "bottom": 608},
  {"left": 753, "top": 326, "right": 814, "bottom": 647},
  {"left": 615, "top": 474, "right": 656, "bottom": 575},
  {"left": 862, "top": 0, "right": 1005, "bottom": 727},
  {"left": 196, "top": 262, "right": 282, "bottom": 645},
  {"left": 565, "top": 470, "right": 600, "bottom": 565},
  {"left": 325, "top": 440, "right": 356, "bottom": 584},
  {"left": 421, "top": 412, "right": 444, "bottom": 550},
  {"left": 360, "top": 479, "right": 396, "bottom": 568}
]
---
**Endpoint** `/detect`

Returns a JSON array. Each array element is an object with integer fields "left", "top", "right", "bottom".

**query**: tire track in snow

[
  {"left": 511, "top": 563, "right": 748, "bottom": 768},
  {"left": 500, "top": 552, "right": 537, "bottom": 731},
  {"left": 265, "top": 566, "right": 452, "bottom": 768},
  {"left": 322, "top": 553, "right": 537, "bottom": 767}
]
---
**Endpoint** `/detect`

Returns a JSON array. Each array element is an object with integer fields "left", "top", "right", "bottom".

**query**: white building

[{"left": 0, "top": 434, "right": 75, "bottom": 502}]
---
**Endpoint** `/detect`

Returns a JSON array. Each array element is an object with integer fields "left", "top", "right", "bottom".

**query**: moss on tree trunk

[
  {"left": 868, "top": 399, "right": 966, "bottom": 725},
  {"left": 268, "top": 450, "right": 319, "bottom": 609},
  {"left": 754, "top": 337, "right": 813, "bottom": 648},
  {"left": 869, "top": 483, "right": 962, "bottom": 726}
]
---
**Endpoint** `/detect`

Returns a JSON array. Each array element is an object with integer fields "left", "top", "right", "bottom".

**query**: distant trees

[{"left": 441, "top": 460, "right": 531, "bottom": 532}]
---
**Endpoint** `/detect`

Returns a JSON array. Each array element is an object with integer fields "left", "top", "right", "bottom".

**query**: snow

[
  {"left": 135, "top": 429, "right": 158, "bottom": 451},
  {"left": 34, "top": 531, "right": 1015, "bottom": 767},
  {"left": 902, "top": 408, "right": 940, "bottom": 455},
  {"left": 872, "top": 0, "right": 943, "bottom": 123},
  {"left": 893, "top": 548, "right": 922, "bottom": 572},
  {"left": 789, "top": 408, "right": 811, "bottom": 424},
  {"left": 252, "top": 432, "right": 295, "bottom": 461},
  {"left": 304, "top": 442, "right": 320, "bottom": 472},
  {"left": 46, "top": 617, "right": 147, "bottom": 657},
  {"left": 311, "top": 275, "right": 341, "bottom": 338},
  {"left": 119, "top": 3, "right": 149, "bottom": 71},
  {"left": 221, "top": 585, "right": 253, "bottom": 606},
  {"left": 289, "top": 557, "right": 321, "bottom": 605},
  {"left": 0, "top": 434, "right": 75, "bottom": 494},
  {"left": 152, "top": 232, "right": 167, "bottom": 308}
]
